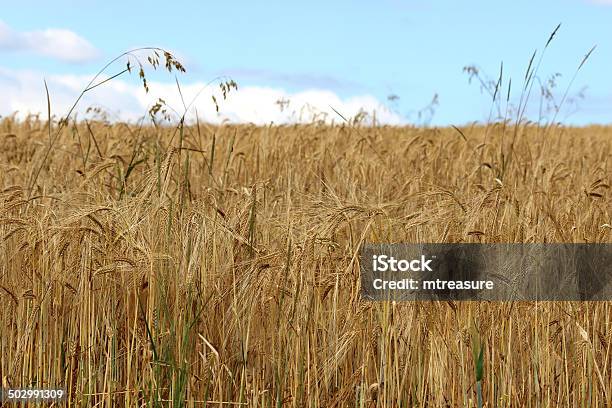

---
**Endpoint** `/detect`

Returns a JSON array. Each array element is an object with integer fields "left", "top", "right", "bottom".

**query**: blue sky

[{"left": 0, "top": 0, "right": 610, "bottom": 125}]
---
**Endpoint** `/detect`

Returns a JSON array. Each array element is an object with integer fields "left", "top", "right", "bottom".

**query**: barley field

[{"left": 0, "top": 114, "right": 611, "bottom": 406}]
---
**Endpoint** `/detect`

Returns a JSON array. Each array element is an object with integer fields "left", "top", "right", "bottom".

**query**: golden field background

[{"left": 0, "top": 115, "right": 611, "bottom": 407}]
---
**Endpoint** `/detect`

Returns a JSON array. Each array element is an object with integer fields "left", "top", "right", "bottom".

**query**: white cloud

[
  {"left": 0, "top": 20, "right": 99, "bottom": 63},
  {"left": 0, "top": 67, "right": 405, "bottom": 125}
]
